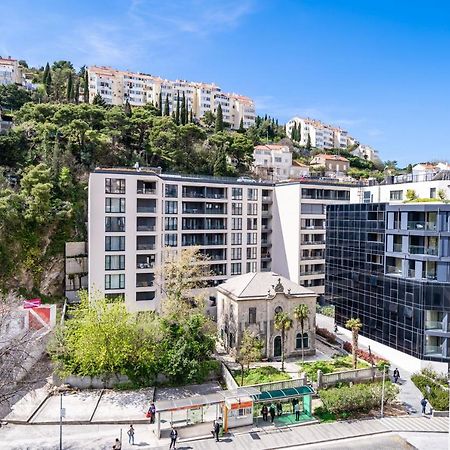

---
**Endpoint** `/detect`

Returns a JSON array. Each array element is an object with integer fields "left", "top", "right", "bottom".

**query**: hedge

[{"left": 411, "top": 371, "right": 449, "bottom": 411}]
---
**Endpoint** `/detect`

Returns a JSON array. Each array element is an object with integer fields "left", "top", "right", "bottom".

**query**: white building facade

[
  {"left": 0, "top": 57, "right": 22, "bottom": 85},
  {"left": 87, "top": 66, "right": 255, "bottom": 129},
  {"left": 88, "top": 169, "right": 273, "bottom": 312}
]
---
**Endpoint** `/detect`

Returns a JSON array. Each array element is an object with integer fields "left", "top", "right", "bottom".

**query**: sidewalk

[{"left": 151, "top": 416, "right": 448, "bottom": 450}]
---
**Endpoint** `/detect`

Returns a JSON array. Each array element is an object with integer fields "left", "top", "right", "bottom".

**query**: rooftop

[
  {"left": 217, "top": 272, "right": 315, "bottom": 300},
  {"left": 312, "top": 154, "right": 349, "bottom": 162}
]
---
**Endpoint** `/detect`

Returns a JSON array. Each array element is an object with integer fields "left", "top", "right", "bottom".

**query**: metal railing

[
  {"left": 137, "top": 188, "right": 156, "bottom": 195},
  {"left": 386, "top": 265, "right": 402, "bottom": 275},
  {"left": 409, "top": 245, "right": 438, "bottom": 255},
  {"left": 425, "top": 321, "right": 443, "bottom": 330},
  {"left": 407, "top": 221, "right": 437, "bottom": 231}
]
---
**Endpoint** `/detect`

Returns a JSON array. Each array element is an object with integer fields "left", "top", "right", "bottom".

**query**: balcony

[
  {"left": 409, "top": 245, "right": 438, "bottom": 256},
  {"left": 302, "top": 253, "right": 325, "bottom": 260},
  {"left": 425, "top": 321, "right": 444, "bottom": 331},
  {"left": 393, "top": 243, "right": 402, "bottom": 252},
  {"left": 301, "top": 225, "right": 325, "bottom": 230},
  {"left": 137, "top": 181, "right": 156, "bottom": 195},
  {"left": 137, "top": 243, "right": 155, "bottom": 250},
  {"left": 407, "top": 221, "right": 437, "bottom": 231},
  {"left": 300, "top": 269, "right": 325, "bottom": 276},
  {"left": 407, "top": 269, "right": 416, "bottom": 278},
  {"left": 301, "top": 240, "right": 326, "bottom": 246},
  {"left": 423, "top": 272, "right": 437, "bottom": 280},
  {"left": 424, "top": 345, "right": 443, "bottom": 356},
  {"left": 386, "top": 265, "right": 402, "bottom": 275},
  {"left": 262, "top": 195, "right": 272, "bottom": 203}
]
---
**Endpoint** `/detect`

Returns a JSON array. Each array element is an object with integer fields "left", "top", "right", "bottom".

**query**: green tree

[
  {"left": 66, "top": 73, "right": 73, "bottom": 102},
  {"left": 345, "top": 318, "right": 362, "bottom": 369},
  {"left": 92, "top": 93, "right": 107, "bottom": 107},
  {"left": 124, "top": 99, "right": 132, "bottom": 117},
  {"left": 293, "top": 304, "right": 310, "bottom": 362},
  {"left": 175, "top": 90, "right": 180, "bottom": 125},
  {"left": 74, "top": 80, "right": 80, "bottom": 104},
  {"left": 213, "top": 148, "right": 228, "bottom": 176},
  {"left": 189, "top": 109, "right": 193, "bottom": 123},
  {"left": 158, "top": 92, "right": 163, "bottom": 116},
  {"left": 306, "top": 134, "right": 312, "bottom": 150},
  {"left": 42, "top": 62, "right": 50, "bottom": 85},
  {"left": 274, "top": 311, "right": 293, "bottom": 371},
  {"left": 164, "top": 94, "right": 170, "bottom": 116},
  {"left": 83, "top": 71, "right": 89, "bottom": 103},
  {"left": 291, "top": 122, "right": 297, "bottom": 141},
  {"left": 0, "top": 84, "right": 32, "bottom": 110},
  {"left": 203, "top": 111, "right": 215, "bottom": 127},
  {"left": 235, "top": 330, "right": 263, "bottom": 385},
  {"left": 180, "top": 92, "right": 186, "bottom": 125},
  {"left": 238, "top": 117, "right": 245, "bottom": 133},
  {"left": 406, "top": 189, "right": 417, "bottom": 201},
  {"left": 215, "top": 104, "right": 224, "bottom": 132}
]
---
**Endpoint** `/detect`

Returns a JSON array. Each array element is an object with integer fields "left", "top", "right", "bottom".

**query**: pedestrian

[
  {"left": 269, "top": 403, "right": 276, "bottom": 423},
  {"left": 294, "top": 402, "right": 300, "bottom": 421},
  {"left": 261, "top": 404, "right": 268, "bottom": 421},
  {"left": 213, "top": 419, "right": 220, "bottom": 442},
  {"left": 393, "top": 368, "right": 400, "bottom": 384},
  {"left": 276, "top": 401, "right": 283, "bottom": 416},
  {"left": 112, "top": 438, "right": 121, "bottom": 450},
  {"left": 127, "top": 425, "right": 135, "bottom": 445},
  {"left": 291, "top": 398, "right": 298, "bottom": 413},
  {"left": 421, "top": 397, "right": 428, "bottom": 415},
  {"left": 169, "top": 426, "right": 178, "bottom": 449},
  {"left": 149, "top": 403, "right": 156, "bottom": 424}
]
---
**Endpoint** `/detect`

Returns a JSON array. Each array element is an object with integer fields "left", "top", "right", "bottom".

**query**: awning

[
  {"left": 154, "top": 393, "right": 224, "bottom": 413},
  {"left": 254, "top": 385, "right": 315, "bottom": 402}
]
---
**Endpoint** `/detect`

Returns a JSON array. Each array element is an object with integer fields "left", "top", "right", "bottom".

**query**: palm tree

[
  {"left": 274, "top": 311, "right": 293, "bottom": 371},
  {"left": 293, "top": 304, "right": 309, "bottom": 362},
  {"left": 345, "top": 318, "right": 362, "bottom": 369}
]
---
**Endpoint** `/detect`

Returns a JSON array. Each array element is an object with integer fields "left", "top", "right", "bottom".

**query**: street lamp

[{"left": 59, "top": 393, "right": 65, "bottom": 450}]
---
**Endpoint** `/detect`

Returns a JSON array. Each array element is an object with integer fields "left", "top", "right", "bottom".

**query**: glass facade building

[{"left": 325, "top": 203, "right": 450, "bottom": 363}]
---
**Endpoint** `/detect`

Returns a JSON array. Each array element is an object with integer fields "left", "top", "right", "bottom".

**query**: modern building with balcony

[
  {"left": 272, "top": 180, "right": 351, "bottom": 299},
  {"left": 325, "top": 202, "right": 450, "bottom": 371},
  {"left": 88, "top": 168, "right": 273, "bottom": 312}
]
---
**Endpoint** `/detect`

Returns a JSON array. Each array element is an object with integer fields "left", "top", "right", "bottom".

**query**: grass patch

[
  {"left": 298, "top": 356, "right": 369, "bottom": 382},
  {"left": 233, "top": 366, "right": 291, "bottom": 386}
]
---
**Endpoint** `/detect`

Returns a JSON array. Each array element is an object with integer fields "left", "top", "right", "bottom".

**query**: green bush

[
  {"left": 319, "top": 382, "right": 398, "bottom": 416},
  {"left": 316, "top": 305, "right": 335, "bottom": 318},
  {"left": 298, "top": 356, "right": 368, "bottom": 382},
  {"left": 313, "top": 406, "right": 338, "bottom": 422},
  {"left": 233, "top": 366, "right": 291, "bottom": 386},
  {"left": 411, "top": 371, "right": 449, "bottom": 411}
]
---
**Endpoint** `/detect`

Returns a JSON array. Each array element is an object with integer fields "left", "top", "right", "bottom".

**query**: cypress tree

[
  {"left": 215, "top": 104, "right": 224, "bottom": 132},
  {"left": 43, "top": 62, "right": 50, "bottom": 85},
  {"left": 214, "top": 149, "right": 228, "bottom": 176},
  {"left": 74, "top": 80, "right": 80, "bottom": 104},
  {"left": 66, "top": 73, "right": 73, "bottom": 102},
  {"left": 158, "top": 92, "right": 163, "bottom": 116},
  {"left": 83, "top": 71, "right": 89, "bottom": 103},
  {"left": 180, "top": 92, "right": 186, "bottom": 125},
  {"left": 92, "top": 93, "right": 107, "bottom": 107},
  {"left": 238, "top": 117, "right": 245, "bottom": 132},
  {"left": 291, "top": 122, "right": 297, "bottom": 141},
  {"left": 306, "top": 134, "right": 312, "bottom": 150},
  {"left": 175, "top": 90, "right": 180, "bottom": 125},
  {"left": 164, "top": 94, "right": 170, "bottom": 116},
  {"left": 189, "top": 109, "right": 193, "bottom": 123},
  {"left": 43, "top": 63, "right": 52, "bottom": 95},
  {"left": 124, "top": 99, "right": 132, "bottom": 117},
  {"left": 264, "top": 114, "right": 268, "bottom": 121},
  {"left": 297, "top": 122, "right": 301, "bottom": 142}
]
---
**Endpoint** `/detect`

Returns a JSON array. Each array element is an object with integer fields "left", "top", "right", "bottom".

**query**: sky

[{"left": 2, "top": 0, "right": 450, "bottom": 165}]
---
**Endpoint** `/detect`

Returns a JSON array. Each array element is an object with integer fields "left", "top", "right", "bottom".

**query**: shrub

[
  {"left": 411, "top": 371, "right": 449, "bottom": 411},
  {"left": 233, "top": 366, "right": 291, "bottom": 386},
  {"left": 319, "top": 382, "right": 398, "bottom": 416},
  {"left": 344, "top": 342, "right": 390, "bottom": 368},
  {"left": 316, "top": 305, "right": 335, "bottom": 318},
  {"left": 298, "top": 356, "right": 368, "bottom": 382},
  {"left": 316, "top": 326, "right": 337, "bottom": 344}
]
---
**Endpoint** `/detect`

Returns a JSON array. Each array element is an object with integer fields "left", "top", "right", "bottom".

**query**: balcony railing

[
  {"left": 136, "top": 281, "right": 154, "bottom": 288},
  {"left": 409, "top": 245, "right": 438, "bottom": 256},
  {"left": 300, "top": 270, "right": 325, "bottom": 276},
  {"left": 424, "top": 345, "right": 443, "bottom": 356},
  {"left": 137, "top": 207, "right": 157, "bottom": 213},
  {"left": 262, "top": 196, "right": 272, "bottom": 202},
  {"left": 425, "top": 321, "right": 443, "bottom": 331},
  {"left": 423, "top": 272, "right": 437, "bottom": 280},
  {"left": 407, "top": 221, "right": 437, "bottom": 231},
  {"left": 407, "top": 269, "right": 416, "bottom": 278},
  {"left": 137, "top": 225, "right": 156, "bottom": 232},
  {"left": 393, "top": 243, "right": 402, "bottom": 252},
  {"left": 301, "top": 240, "right": 326, "bottom": 246},
  {"left": 136, "top": 262, "right": 155, "bottom": 269},
  {"left": 136, "top": 244, "right": 156, "bottom": 250},
  {"left": 137, "top": 188, "right": 156, "bottom": 195},
  {"left": 302, "top": 254, "right": 325, "bottom": 260},
  {"left": 386, "top": 265, "right": 402, "bottom": 275}
]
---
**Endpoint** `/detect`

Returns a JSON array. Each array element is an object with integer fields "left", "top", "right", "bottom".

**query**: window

[
  {"left": 165, "top": 201, "right": 178, "bottom": 214},
  {"left": 247, "top": 233, "right": 257, "bottom": 245},
  {"left": 390, "top": 190, "right": 403, "bottom": 201},
  {"left": 247, "top": 247, "right": 257, "bottom": 259},
  {"left": 296, "top": 333, "right": 309, "bottom": 349},
  {"left": 231, "top": 263, "right": 242, "bottom": 275},
  {"left": 247, "top": 203, "right": 258, "bottom": 215},
  {"left": 231, "top": 248, "right": 242, "bottom": 260},
  {"left": 248, "top": 188, "right": 258, "bottom": 201},
  {"left": 231, "top": 233, "right": 242, "bottom": 245},
  {"left": 249, "top": 307, "right": 256, "bottom": 324},
  {"left": 232, "top": 218, "right": 242, "bottom": 230},
  {"left": 165, "top": 217, "right": 178, "bottom": 230},
  {"left": 105, "top": 217, "right": 125, "bottom": 232},
  {"left": 232, "top": 203, "right": 242, "bottom": 215},
  {"left": 301, "top": 203, "right": 324, "bottom": 214},
  {"left": 232, "top": 188, "right": 242, "bottom": 200},
  {"left": 105, "top": 198, "right": 125, "bottom": 213},
  {"left": 275, "top": 306, "right": 283, "bottom": 314},
  {"left": 430, "top": 188, "right": 437, "bottom": 199},
  {"left": 247, "top": 218, "right": 258, "bottom": 230},
  {"left": 246, "top": 261, "right": 257, "bottom": 272},
  {"left": 136, "top": 291, "right": 155, "bottom": 301},
  {"left": 105, "top": 255, "right": 125, "bottom": 270},
  {"left": 165, "top": 184, "right": 178, "bottom": 198},
  {"left": 105, "top": 178, "right": 125, "bottom": 194},
  {"left": 274, "top": 157, "right": 282, "bottom": 163},
  {"left": 105, "top": 274, "right": 125, "bottom": 290},
  {"left": 105, "top": 236, "right": 125, "bottom": 251},
  {"left": 164, "top": 234, "right": 178, "bottom": 247}
]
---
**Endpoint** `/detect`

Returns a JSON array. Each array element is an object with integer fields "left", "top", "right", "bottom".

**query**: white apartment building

[
  {"left": 350, "top": 144, "right": 383, "bottom": 169},
  {"left": 88, "top": 168, "right": 273, "bottom": 312},
  {"left": 286, "top": 117, "right": 350, "bottom": 150},
  {"left": 253, "top": 144, "right": 292, "bottom": 181},
  {"left": 351, "top": 177, "right": 450, "bottom": 204},
  {"left": 88, "top": 66, "right": 255, "bottom": 129},
  {"left": 0, "top": 57, "right": 22, "bottom": 85},
  {"left": 272, "top": 181, "right": 352, "bottom": 298}
]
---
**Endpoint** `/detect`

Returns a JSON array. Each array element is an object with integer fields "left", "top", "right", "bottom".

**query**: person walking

[
  {"left": 127, "top": 425, "right": 135, "bottom": 445},
  {"left": 269, "top": 403, "right": 276, "bottom": 423},
  {"left": 169, "top": 426, "right": 178, "bottom": 449},
  {"left": 421, "top": 397, "right": 428, "bottom": 415},
  {"left": 294, "top": 402, "right": 300, "bottom": 421},
  {"left": 393, "top": 368, "right": 400, "bottom": 384},
  {"left": 213, "top": 419, "right": 220, "bottom": 442},
  {"left": 149, "top": 403, "right": 156, "bottom": 424},
  {"left": 261, "top": 404, "right": 268, "bottom": 421},
  {"left": 112, "top": 438, "right": 121, "bottom": 450},
  {"left": 276, "top": 401, "right": 283, "bottom": 416}
]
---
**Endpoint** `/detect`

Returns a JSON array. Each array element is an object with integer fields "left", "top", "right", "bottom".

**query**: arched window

[
  {"left": 296, "top": 332, "right": 309, "bottom": 349},
  {"left": 275, "top": 306, "right": 283, "bottom": 314},
  {"left": 274, "top": 335, "right": 282, "bottom": 357}
]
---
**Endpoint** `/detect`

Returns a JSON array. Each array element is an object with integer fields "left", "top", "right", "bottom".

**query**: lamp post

[
  {"left": 59, "top": 393, "right": 65, "bottom": 450},
  {"left": 380, "top": 365, "right": 386, "bottom": 418}
]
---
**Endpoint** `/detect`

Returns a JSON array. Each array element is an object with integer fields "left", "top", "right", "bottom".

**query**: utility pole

[
  {"left": 380, "top": 365, "right": 386, "bottom": 418},
  {"left": 59, "top": 393, "right": 64, "bottom": 450}
]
